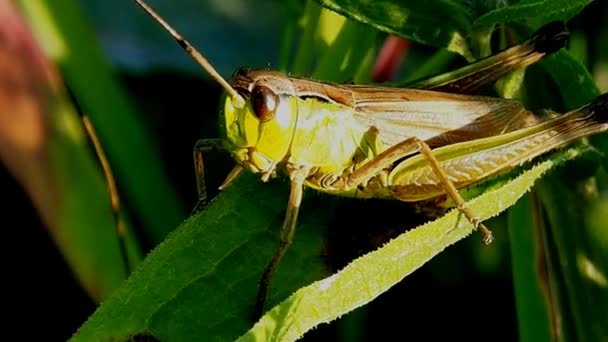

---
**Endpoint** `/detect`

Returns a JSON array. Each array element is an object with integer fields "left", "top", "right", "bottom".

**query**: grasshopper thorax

[{"left": 221, "top": 69, "right": 299, "bottom": 180}]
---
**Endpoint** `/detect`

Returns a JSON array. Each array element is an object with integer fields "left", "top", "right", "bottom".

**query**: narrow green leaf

[
  {"left": 511, "top": 38, "right": 608, "bottom": 342},
  {"left": 312, "top": 18, "right": 377, "bottom": 81},
  {"left": 537, "top": 175, "right": 608, "bottom": 341},
  {"left": 534, "top": 51, "right": 608, "bottom": 342},
  {"left": 1, "top": 0, "right": 140, "bottom": 302},
  {"left": 291, "top": 1, "right": 325, "bottom": 76},
  {"left": 18, "top": 0, "right": 186, "bottom": 242},
  {"left": 508, "top": 195, "right": 553, "bottom": 342}
]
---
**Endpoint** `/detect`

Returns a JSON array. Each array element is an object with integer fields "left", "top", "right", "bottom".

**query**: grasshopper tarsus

[
  {"left": 190, "top": 165, "right": 244, "bottom": 215},
  {"left": 455, "top": 203, "right": 493, "bottom": 244},
  {"left": 456, "top": 204, "right": 494, "bottom": 244},
  {"left": 533, "top": 21, "right": 570, "bottom": 54},
  {"left": 479, "top": 224, "right": 494, "bottom": 245},
  {"left": 190, "top": 198, "right": 208, "bottom": 216}
]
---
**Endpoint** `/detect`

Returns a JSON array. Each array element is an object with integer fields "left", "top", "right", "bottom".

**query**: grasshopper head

[
  {"left": 221, "top": 69, "right": 299, "bottom": 180},
  {"left": 131, "top": 0, "right": 297, "bottom": 180}
]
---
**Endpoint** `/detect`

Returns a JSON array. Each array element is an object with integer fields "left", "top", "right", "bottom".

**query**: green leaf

[
  {"left": 314, "top": 0, "right": 474, "bottom": 58},
  {"left": 474, "top": 0, "right": 594, "bottom": 29},
  {"left": 542, "top": 50, "right": 599, "bottom": 108},
  {"left": 70, "top": 174, "right": 329, "bottom": 341}
]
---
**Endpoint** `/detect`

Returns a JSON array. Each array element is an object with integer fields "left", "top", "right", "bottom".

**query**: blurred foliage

[{"left": 2, "top": 0, "right": 606, "bottom": 340}]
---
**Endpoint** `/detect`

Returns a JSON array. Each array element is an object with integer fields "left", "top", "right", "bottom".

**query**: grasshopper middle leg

[{"left": 254, "top": 166, "right": 309, "bottom": 319}]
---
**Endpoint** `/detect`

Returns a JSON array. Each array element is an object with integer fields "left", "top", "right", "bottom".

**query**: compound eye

[{"left": 251, "top": 85, "right": 278, "bottom": 122}]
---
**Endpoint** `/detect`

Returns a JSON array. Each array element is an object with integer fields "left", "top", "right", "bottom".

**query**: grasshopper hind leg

[
  {"left": 417, "top": 142, "right": 494, "bottom": 244},
  {"left": 343, "top": 135, "right": 493, "bottom": 244}
]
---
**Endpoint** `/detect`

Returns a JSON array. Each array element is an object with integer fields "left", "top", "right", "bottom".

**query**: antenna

[{"left": 133, "top": 0, "right": 246, "bottom": 108}]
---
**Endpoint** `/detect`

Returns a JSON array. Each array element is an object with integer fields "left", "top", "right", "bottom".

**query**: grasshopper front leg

[
  {"left": 342, "top": 134, "right": 494, "bottom": 244},
  {"left": 192, "top": 139, "right": 244, "bottom": 214}
]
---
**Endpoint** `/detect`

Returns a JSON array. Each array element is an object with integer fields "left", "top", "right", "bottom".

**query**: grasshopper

[{"left": 133, "top": 0, "right": 608, "bottom": 317}]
